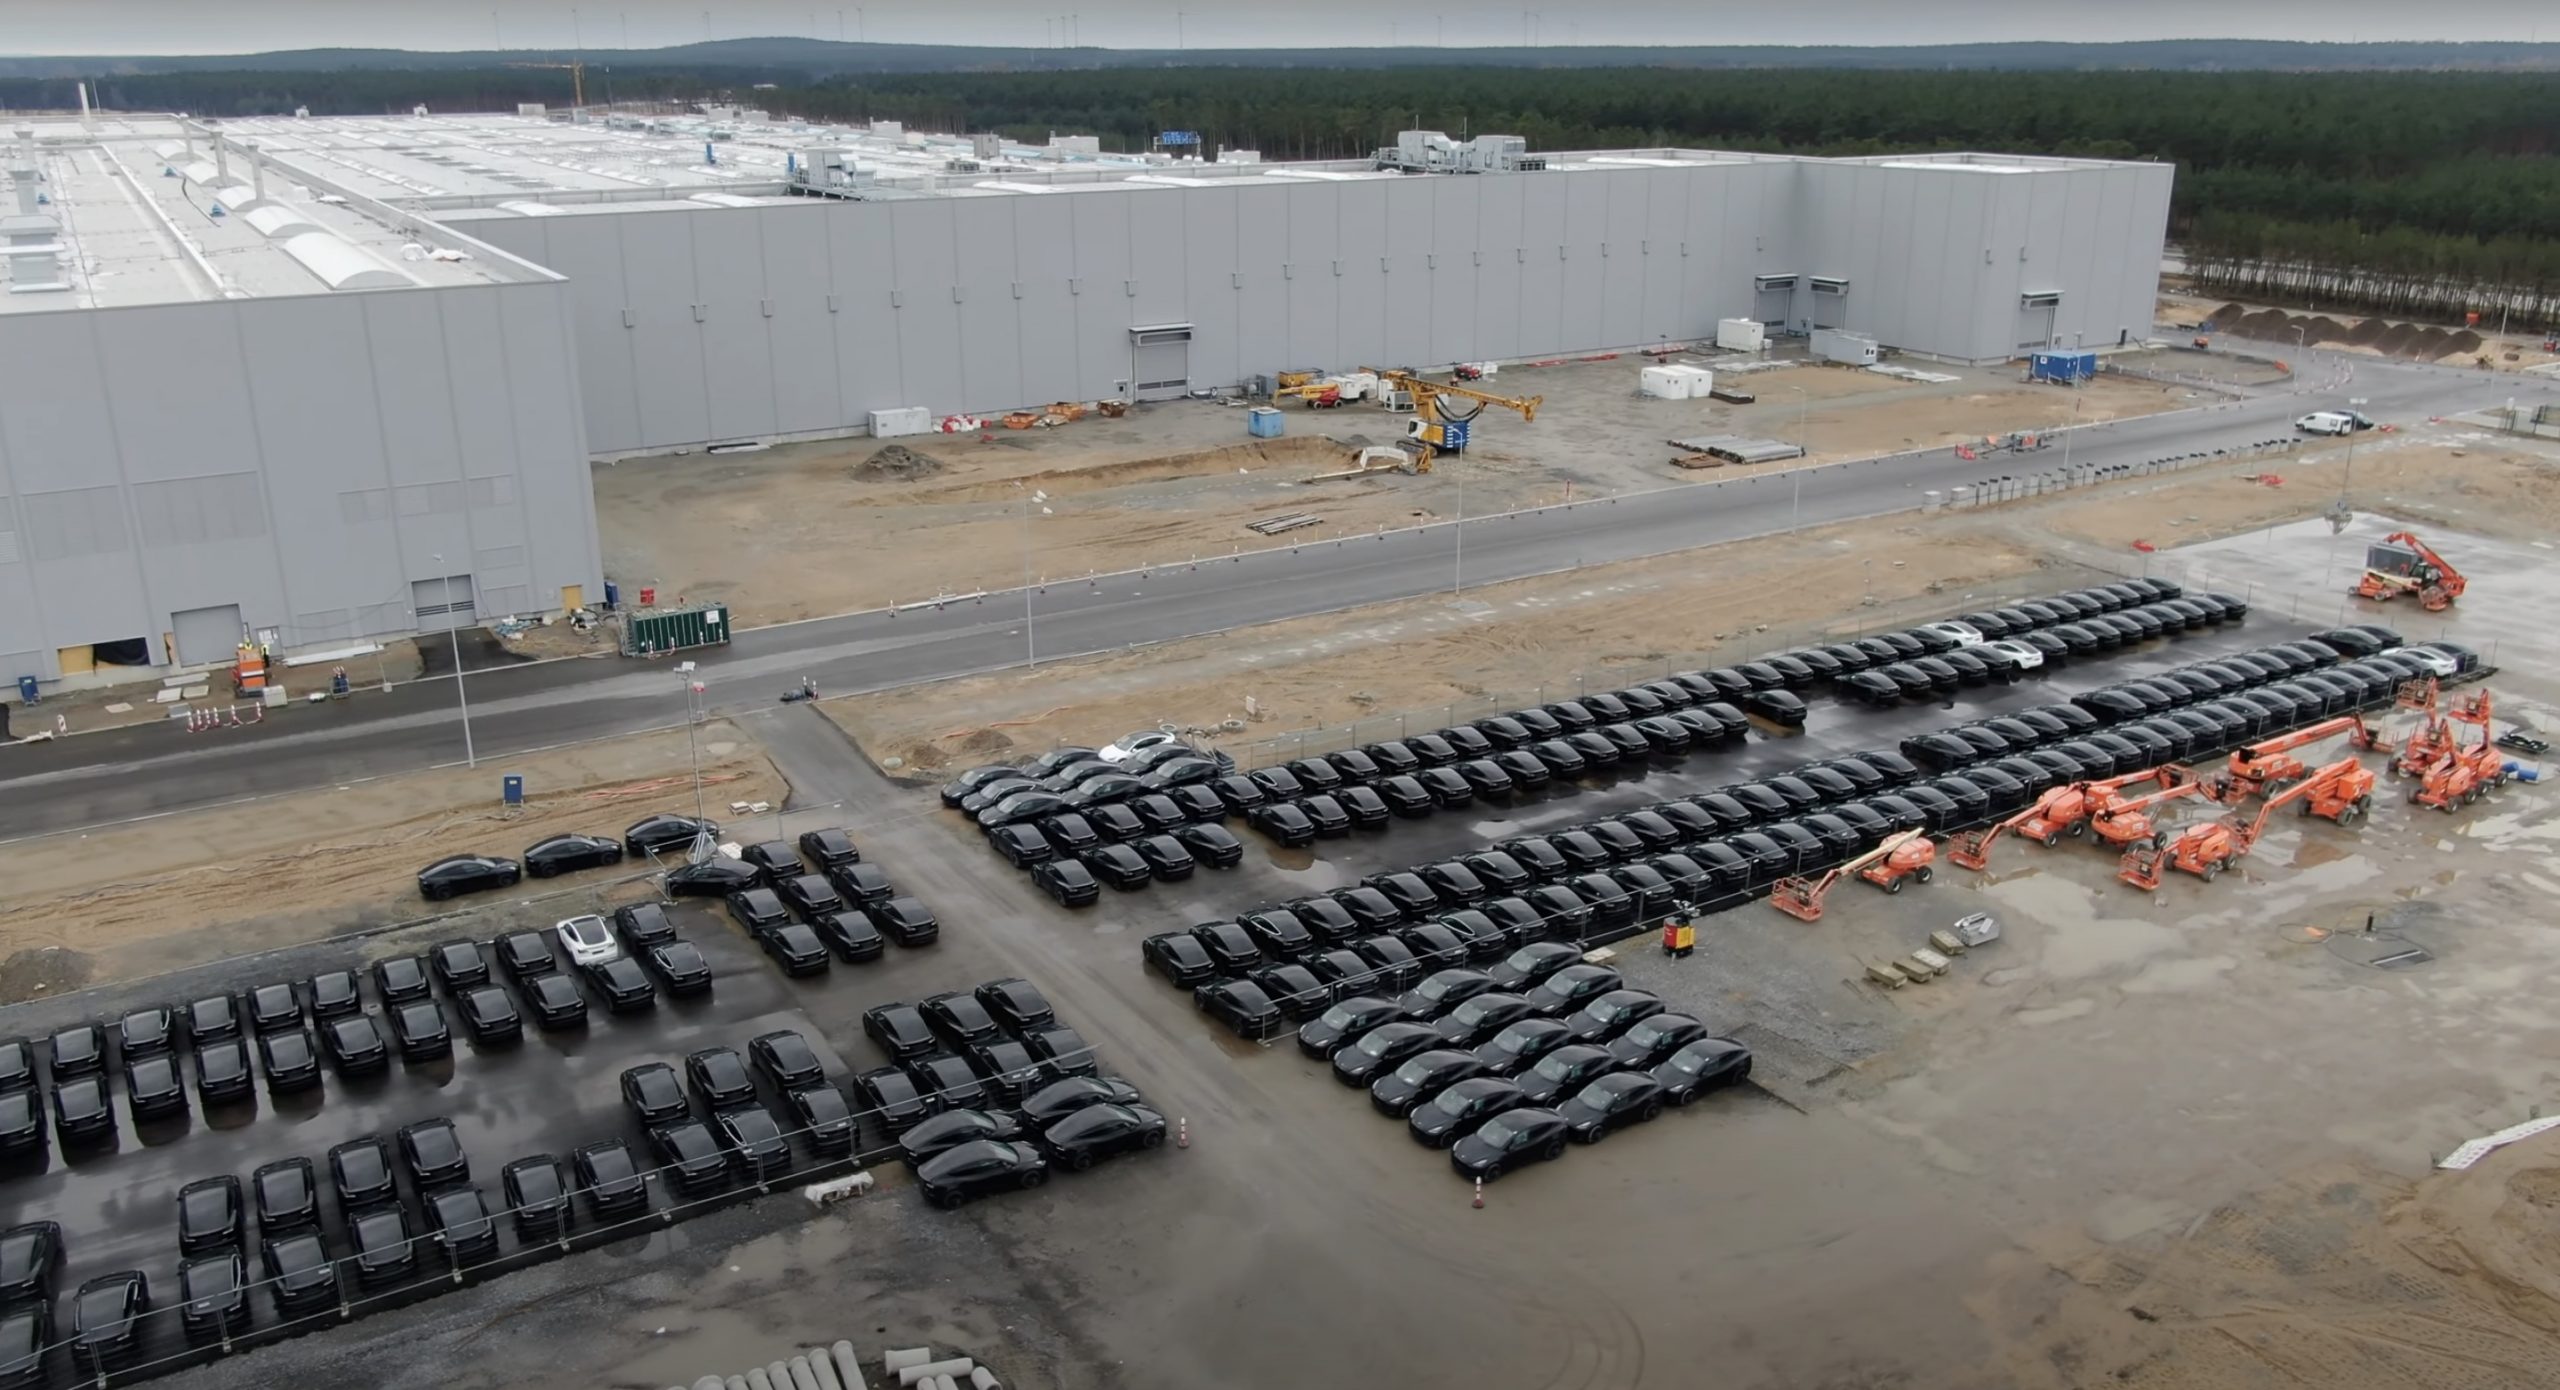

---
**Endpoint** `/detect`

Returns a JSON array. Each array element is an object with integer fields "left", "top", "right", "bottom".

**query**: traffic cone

[
  {"left": 1472, "top": 1177, "right": 1484, "bottom": 1209},
  {"left": 1177, "top": 1117, "right": 1189, "bottom": 1150}
]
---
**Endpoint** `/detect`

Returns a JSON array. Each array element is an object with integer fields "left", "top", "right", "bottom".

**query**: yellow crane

[
  {"left": 1372, "top": 370, "right": 1541, "bottom": 472},
  {"left": 506, "top": 60, "right": 587, "bottom": 111}
]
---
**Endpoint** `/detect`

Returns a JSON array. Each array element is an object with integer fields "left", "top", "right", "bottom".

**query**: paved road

[{"left": 0, "top": 355, "right": 2512, "bottom": 840}]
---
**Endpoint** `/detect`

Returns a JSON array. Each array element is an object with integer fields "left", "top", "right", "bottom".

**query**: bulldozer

[{"left": 2120, "top": 756, "right": 2376, "bottom": 890}]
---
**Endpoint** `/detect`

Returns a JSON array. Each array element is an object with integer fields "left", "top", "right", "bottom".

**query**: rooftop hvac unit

[{"left": 1379, "top": 131, "right": 1541, "bottom": 174}]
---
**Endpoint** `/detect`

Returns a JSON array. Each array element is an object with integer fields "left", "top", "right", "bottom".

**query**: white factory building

[{"left": 0, "top": 109, "right": 2171, "bottom": 687}]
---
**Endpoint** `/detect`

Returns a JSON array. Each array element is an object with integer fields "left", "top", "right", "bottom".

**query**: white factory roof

[
  {"left": 0, "top": 109, "right": 2155, "bottom": 308},
  {"left": 0, "top": 116, "right": 531, "bottom": 315}
]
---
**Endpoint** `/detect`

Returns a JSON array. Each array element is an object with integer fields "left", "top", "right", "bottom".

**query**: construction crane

[
  {"left": 2120, "top": 756, "right": 2377, "bottom": 890},
  {"left": 2085, "top": 776, "right": 2211, "bottom": 852},
  {"left": 506, "top": 60, "right": 587, "bottom": 111},
  {"left": 2411, "top": 688, "right": 2510, "bottom": 812},
  {"left": 1948, "top": 766, "right": 2189, "bottom": 870},
  {"left": 1371, "top": 370, "right": 1542, "bottom": 472},
  {"left": 1770, "top": 830, "right": 1936, "bottom": 921},
  {"left": 2208, "top": 715, "right": 2380, "bottom": 802},
  {"left": 2353, "top": 530, "right": 2466, "bottom": 611}
]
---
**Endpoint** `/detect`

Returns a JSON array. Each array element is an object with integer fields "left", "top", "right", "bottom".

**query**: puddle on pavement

[
  {"left": 2289, "top": 838, "right": 2349, "bottom": 869},
  {"left": 1986, "top": 871, "right": 2183, "bottom": 980},
  {"left": 2120, "top": 954, "right": 2239, "bottom": 995}
]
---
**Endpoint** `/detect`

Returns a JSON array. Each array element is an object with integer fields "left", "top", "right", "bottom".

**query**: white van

[{"left": 2295, "top": 410, "right": 2375, "bottom": 436}]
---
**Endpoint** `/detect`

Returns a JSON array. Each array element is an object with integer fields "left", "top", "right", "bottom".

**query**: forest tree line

[{"left": 10, "top": 66, "right": 2555, "bottom": 324}]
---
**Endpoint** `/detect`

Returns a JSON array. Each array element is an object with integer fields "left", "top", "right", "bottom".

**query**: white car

[
  {"left": 1099, "top": 730, "right": 1179, "bottom": 765},
  {"left": 553, "top": 915, "right": 621, "bottom": 967},
  {"left": 2295, "top": 409, "right": 2376, "bottom": 436},
  {"left": 1979, "top": 639, "right": 2045, "bottom": 671},
  {"left": 2400, "top": 646, "right": 2460, "bottom": 678},
  {"left": 1914, "top": 621, "right": 1984, "bottom": 648}
]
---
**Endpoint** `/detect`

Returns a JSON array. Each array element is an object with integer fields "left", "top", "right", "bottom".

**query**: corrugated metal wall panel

[
  {"left": 1285, "top": 184, "right": 1339, "bottom": 367},
  {"left": 758, "top": 208, "right": 843, "bottom": 435},
  {"left": 1475, "top": 177, "right": 1525, "bottom": 360},
  {"left": 952, "top": 198, "right": 1025, "bottom": 411},
  {"left": 888, "top": 199, "right": 966, "bottom": 413},
  {"left": 1380, "top": 179, "right": 1433, "bottom": 366},
  {"left": 1426, "top": 178, "right": 1479, "bottom": 366},
  {"left": 618, "top": 213, "right": 712, "bottom": 446},
  {"left": 1334, "top": 181, "right": 1389, "bottom": 369},
  {"left": 1018, "top": 195, "right": 1085, "bottom": 404},
  {"left": 1177, "top": 189, "right": 1241, "bottom": 389},
  {"left": 692, "top": 208, "right": 779, "bottom": 441},
  {"left": 1070, "top": 194, "right": 1136, "bottom": 396},
  {"left": 828, "top": 204, "right": 905, "bottom": 414}
]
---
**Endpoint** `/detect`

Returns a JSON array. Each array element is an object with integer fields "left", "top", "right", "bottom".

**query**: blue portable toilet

[
  {"left": 502, "top": 774, "right": 525, "bottom": 807},
  {"left": 15, "top": 675, "right": 37, "bottom": 706},
  {"left": 1246, "top": 407, "right": 1284, "bottom": 439},
  {"left": 602, "top": 580, "right": 620, "bottom": 612}
]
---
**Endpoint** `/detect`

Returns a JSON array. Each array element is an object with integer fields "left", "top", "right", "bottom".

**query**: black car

[
  {"left": 1515, "top": 1042, "right": 1625, "bottom": 1106},
  {"left": 795, "top": 826, "right": 861, "bottom": 870},
  {"left": 0, "top": 1039, "right": 30, "bottom": 1094},
  {"left": 124, "top": 1053, "right": 187, "bottom": 1118},
  {"left": 1133, "top": 834, "right": 1198, "bottom": 881},
  {"left": 1246, "top": 802, "right": 1317, "bottom": 846},
  {"left": 417, "top": 854, "right": 521, "bottom": 902},
  {"left": 1558, "top": 1072, "right": 1668, "bottom": 1142},
  {"left": 1195, "top": 978, "right": 1285, "bottom": 1040},
  {"left": 753, "top": 922, "right": 832, "bottom": 977},
  {"left": 1143, "top": 932, "right": 1219, "bottom": 987},
  {"left": 389, "top": 999, "right": 452, "bottom": 1061},
  {"left": 0, "top": 1301, "right": 45, "bottom": 1388},
  {"left": 775, "top": 873, "right": 849, "bottom": 921},
  {"left": 1472, "top": 1018, "right": 1575, "bottom": 1077},
  {"left": 522, "top": 973, "right": 591, "bottom": 1030},
  {"left": 118, "top": 1007, "right": 174, "bottom": 1057},
  {"left": 504, "top": 1155, "right": 576, "bottom": 1239},
  {"left": 1018, "top": 1077, "right": 1144, "bottom": 1131},
  {"left": 1207, "top": 776, "right": 1268, "bottom": 815},
  {"left": 865, "top": 1002, "right": 943, "bottom": 1060},
  {"left": 712, "top": 1108, "right": 793, "bottom": 1181},
  {"left": 650, "top": 1122, "right": 729, "bottom": 1195},
  {"left": 364, "top": 958, "right": 433, "bottom": 1011},
  {"left": 246, "top": 1158, "right": 318, "bottom": 1236},
  {"left": 750, "top": 1029, "right": 828, "bottom": 1091},
  {"left": 906, "top": 1053, "right": 990, "bottom": 1112},
  {"left": 576, "top": 1141, "right": 650, "bottom": 1218},
  {"left": 1330, "top": 1022, "right": 1445, "bottom": 1087},
  {"left": 728, "top": 887, "right": 792, "bottom": 935},
  {"left": 639, "top": 940, "right": 714, "bottom": 997},
  {"left": 1298, "top": 794, "right": 1355, "bottom": 836},
  {"left": 1398, "top": 968, "right": 1497, "bottom": 1022},
  {"left": 1290, "top": 995, "right": 1398, "bottom": 1059},
  {"left": 1033, "top": 858, "right": 1103, "bottom": 908},
  {"left": 71, "top": 1271, "right": 149, "bottom": 1373},
  {"left": 347, "top": 1207, "right": 416, "bottom": 1287},
  {"left": 1033, "top": 1102, "right": 1167, "bottom": 1173},
  {"left": 399, "top": 1116, "right": 470, "bottom": 1189},
  {"left": 1651, "top": 1035, "right": 1755, "bottom": 1102},
  {"left": 1488, "top": 941, "right": 1583, "bottom": 990},
  {"left": 1431, "top": 992, "right": 1540, "bottom": 1048},
  {"left": 988, "top": 823, "right": 1055, "bottom": 869},
  {"left": 429, "top": 940, "right": 492, "bottom": 991},
  {"left": 523, "top": 833, "right": 624, "bottom": 878},
  {"left": 610, "top": 902, "right": 680, "bottom": 952},
  {"left": 453, "top": 986, "right": 522, "bottom": 1045},
  {"left": 262, "top": 1231, "right": 339, "bottom": 1315},
  {"left": 1172, "top": 821, "right": 1246, "bottom": 868},
  {"left": 855, "top": 1067, "right": 936, "bottom": 1133},
  {"left": 1408, "top": 1077, "right": 1530, "bottom": 1148},
  {"left": 624, "top": 812, "right": 717, "bottom": 857},
  {"left": 321, "top": 1014, "right": 388, "bottom": 1074},
  {"left": 1449, "top": 1107, "right": 1571, "bottom": 1181},
  {"left": 738, "top": 840, "right": 806, "bottom": 882},
  {"left": 1561, "top": 988, "right": 1664, "bottom": 1044},
  {"left": 915, "top": 1139, "right": 1050, "bottom": 1209},
  {"left": 787, "top": 1085, "right": 859, "bottom": 1157},
  {"left": 1369, "top": 1049, "right": 1488, "bottom": 1119},
  {"left": 616, "top": 1063, "right": 691, "bottom": 1132},
  {"left": 195, "top": 1036, "right": 255, "bottom": 1104},
  {"left": 424, "top": 1185, "right": 501, "bottom": 1265},
  {"left": 1453, "top": 758, "right": 1516, "bottom": 797},
  {"left": 686, "top": 1047, "right": 758, "bottom": 1112},
  {"left": 666, "top": 857, "right": 764, "bottom": 897},
  {"left": 942, "top": 765, "right": 1019, "bottom": 809},
  {"left": 899, "top": 1108, "right": 1024, "bottom": 1169},
  {"left": 967, "top": 1040, "right": 1049, "bottom": 1105},
  {"left": 0, "top": 1224, "right": 60, "bottom": 1309},
  {"left": 483, "top": 933, "right": 552, "bottom": 984},
  {"left": 329, "top": 1135, "right": 399, "bottom": 1209}
]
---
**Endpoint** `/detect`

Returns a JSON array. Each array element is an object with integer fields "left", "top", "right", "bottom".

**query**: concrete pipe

[
  {"left": 832, "top": 1341, "right": 871, "bottom": 1390},
  {"left": 748, "top": 1369, "right": 776, "bottom": 1390},
  {"left": 769, "top": 1361, "right": 795, "bottom": 1390},
  {"left": 727, "top": 1377, "right": 750, "bottom": 1390},
  {"left": 696, "top": 1378, "right": 726, "bottom": 1390},
  {"left": 898, "top": 1360, "right": 975, "bottom": 1387},
  {"left": 807, "top": 1349, "right": 844, "bottom": 1390},
  {"left": 788, "top": 1357, "right": 823, "bottom": 1390},
  {"left": 969, "top": 1369, "right": 1001, "bottom": 1390},
  {"left": 883, "top": 1349, "right": 932, "bottom": 1376}
]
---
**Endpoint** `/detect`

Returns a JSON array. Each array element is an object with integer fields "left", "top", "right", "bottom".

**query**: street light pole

[
  {"left": 1790, "top": 386, "right": 1811, "bottom": 530},
  {"left": 434, "top": 554, "right": 475, "bottom": 767},
  {"left": 1453, "top": 461, "right": 1465, "bottom": 595},
  {"left": 677, "top": 663, "right": 707, "bottom": 830},
  {"left": 1017, "top": 487, "right": 1048, "bottom": 668}
]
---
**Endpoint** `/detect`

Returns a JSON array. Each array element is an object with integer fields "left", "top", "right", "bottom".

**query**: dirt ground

[
  {"left": 0, "top": 720, "right": 783, "bottom": 999},
  {"left": 592, "top": 357, "right": 2185, "bottom": 625},
  {"left": 2158, "top": 281, "right": 2560, "bottom": 374}
]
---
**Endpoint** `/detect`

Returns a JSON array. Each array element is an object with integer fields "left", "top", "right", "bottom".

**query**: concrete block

[
  {"left": 804, "top": 1171, "right": 874, "bottom": 1206},
  {"left": 884, "top": 1349, "right": 932, "bottom": 1376}
]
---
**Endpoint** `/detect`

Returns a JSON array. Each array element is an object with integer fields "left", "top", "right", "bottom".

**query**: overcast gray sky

[{"left": 6, "top": 0, "right": 2550, "bottom": 54}]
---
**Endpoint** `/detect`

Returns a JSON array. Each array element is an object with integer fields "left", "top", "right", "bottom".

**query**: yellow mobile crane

[{"left": 1372, "top": 370, "right": 1542, "bottom": 472}]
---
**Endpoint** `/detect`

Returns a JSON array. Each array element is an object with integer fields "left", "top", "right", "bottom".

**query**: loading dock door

[
  {"left": 411, "top": 575, "right": 477, "bottom": 633},
  {"left": 1130, "top": 323, "right": 1193, "bottom": 402},
  {"left": 171, "top": 604, "right": 244, "bottom": 667}
]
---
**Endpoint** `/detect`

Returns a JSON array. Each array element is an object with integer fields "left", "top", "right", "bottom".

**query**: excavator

[
  {"left": 1770, "top": 829, "right": 1937, "bottom": 921},
  {"left": 2411, "top": 688, "right": 2510, "bottom": 812},
  {"left": 2120, "top": 755, "right": 2377, "bottom": 890},
  {"left": 2085, "top": 776, "right": 2211, "bottom": 853},
  {"left": 2353, "top": 530, "right": 2466, "bottom": 611},
  {"left": 2207, "top": 715, "right": 2380, "bottom": 802},
  {"left": 1948, "top": 766, "right": 2188, "bottom": 869},
  {"left": 1372, "top": 369, "right": 1542, "bottom": 472}
]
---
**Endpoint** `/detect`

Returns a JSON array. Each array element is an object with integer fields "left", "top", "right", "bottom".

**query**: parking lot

[{"left": 9, "top": 566, "right": 2554, "bottom": 1389}]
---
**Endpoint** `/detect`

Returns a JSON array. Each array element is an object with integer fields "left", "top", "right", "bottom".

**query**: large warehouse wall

[
  {"left": 467, "top": 159, "right": 1807, "bottom": 457},
  {"left": 0, "top": 279, "right": 599, "bottom": 686},
  {"left": 467, "top": 155, "right": 2166, "bottom": 458}
]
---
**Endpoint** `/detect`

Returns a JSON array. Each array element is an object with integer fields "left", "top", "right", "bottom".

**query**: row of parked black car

[
  {"left": 1297, "top": 963, "right": 1758, "bottom": 1180},
  {"left": 1840, "top": 583, "right": 2251, "bottom": 707},
  {"left": 616, "top": 1026, "right": 866, "bottom": 1202},
  {"left": 413, "top": 811, "right": 793, "bottom": 903}
]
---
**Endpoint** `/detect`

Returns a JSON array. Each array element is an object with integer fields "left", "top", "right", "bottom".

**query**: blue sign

[
  {"left": 1441, "top": 418, "right": 1471, "bottom": 452},
  {"left": 1158, "top": 130, "right": 1201, "bottom": 147}
]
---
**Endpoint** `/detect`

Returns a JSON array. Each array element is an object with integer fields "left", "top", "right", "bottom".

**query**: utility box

[
  {"left": 869, "top": 406, "right": 932, "bottom": 438},
  {"left": 2029, "top": 349, "right": 2099, "bottom": 384},
  {"left": 1715, "top": 318, "right": 1767, "bottom": 353},
  {"left": 1246, "top": 406, "right": 1284, "bottom": 438},
  {"left": 623, "top": 604, "right": 729, "bottom": 657},
  {"left": 1811, "top": 328, "right": 1880, "bottom": 366}
]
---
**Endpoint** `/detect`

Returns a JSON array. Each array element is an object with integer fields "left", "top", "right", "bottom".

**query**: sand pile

[
  {"left": 2208, "top": 304, "right": 2490, "bottom": 361},
  {"left": 855, "top": 444, "right": 949, "bottom": 481}
]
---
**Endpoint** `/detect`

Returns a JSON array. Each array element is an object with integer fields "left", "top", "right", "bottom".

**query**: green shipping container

[{"left": 623, "top": 604, "right": 730, "bottom": 656}]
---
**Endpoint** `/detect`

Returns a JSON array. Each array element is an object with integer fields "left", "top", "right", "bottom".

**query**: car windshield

[
  {"left": 1452, "top": 998, "right": 1497, "bottom": 1024},
  {"left": 1668, "top": 1046, "right": 1710, "bottom": 1073},
  {"left": 1355, "top": 1030, "right": 1401, "bottom": 1057},
  {"left": 1491, "top": 1028, "right": 1535, "bottom": 1054},
  {"left": 1477, "top": 1116, "right": 1522, "bottom": 1146},
  {"left": 1393, "top": 1057, "right": 1443, "bottom": 1085},
  {"left": 1315, "top": 1005, "right": 1361, "bottom": 1030},
  {"left": 1533, "top": 1053, "right": 1575, "bottom": 1080},
  {"left": 1418, "top": 975, "right": 1466, "bottom": 1001}
]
